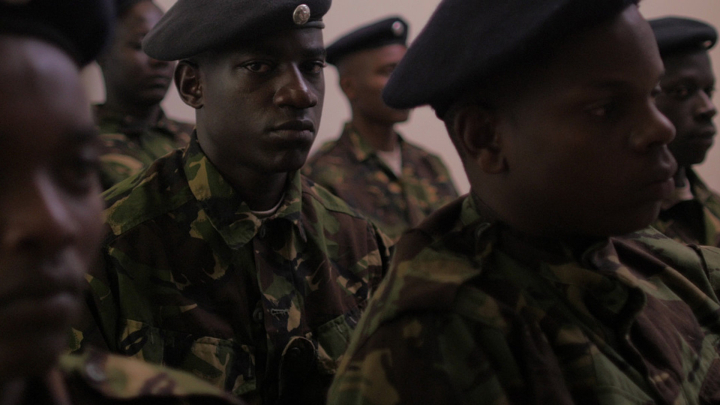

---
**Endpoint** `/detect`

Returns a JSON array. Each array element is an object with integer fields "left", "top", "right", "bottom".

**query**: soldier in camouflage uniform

[
  {"left": 0, "top": 1, "right": 241, "bottom": 404},
  {"left": 649, "top": 17, "right": 720, "bottom": 247},
  {"left": 73, "top": 1, "right": 392, "bottom": 404},
  {"left": 328, "top": 0, "right": 720, "bottom": 404},
  {"left": 302, "top": 17, "right": 458, "bottom": 241},
  {"left": 96, "top": 0, "right": 193, "bottom": 189}
]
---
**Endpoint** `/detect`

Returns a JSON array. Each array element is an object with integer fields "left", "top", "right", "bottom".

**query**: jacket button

[{"left": 253, "top": 307, "right": 264, "bottom": 323}]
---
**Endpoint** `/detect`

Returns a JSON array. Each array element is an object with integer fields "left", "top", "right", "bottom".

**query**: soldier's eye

[
  {"left": 665, "top": 84, "right": 694, "bottom": 101},
  {"left": 242, "top": 61, "right": 273, "bottom": 74},
  {"left": 586, "top": 101, "right": 617, "bottom": 119},
  {"left": 302, "top": 60, "right": 326, "bottom": 75}
]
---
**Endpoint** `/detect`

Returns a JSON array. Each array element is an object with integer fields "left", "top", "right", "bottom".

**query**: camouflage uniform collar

[
  {"left": 183, "top": 134, "right": 306, "bottom": 249},
  {"left": 687, "top": 168, "right": 717, "bottom": 206},
  {"left": 342, "top": 122, "right": 405, "bottom": 163},
  {"left": 94, "top": 104, "right": 175, "bottom": 135},
  {"left": 465, "top": 193, "right": 611, "bottom": 264}
]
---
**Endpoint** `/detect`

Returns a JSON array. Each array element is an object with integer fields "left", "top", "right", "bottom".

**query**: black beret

[
  {"left": 649, "top": 17, "right": 717, "bottom": 57},
  {"left": 326, "top": 16, "right": 408, "bottom": 65},
  {"left": 143, "top": 0, "right": 331, "bottom": 61},
  {"left": 382, "top": 0, "right": 638, "bottom": 116},
  {"left": 0, "top": 0, "right": 114, "bottom": 67}
]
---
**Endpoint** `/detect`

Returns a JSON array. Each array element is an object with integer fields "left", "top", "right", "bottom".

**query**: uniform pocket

[
  {"left": 117, "top": 320, "right": 258, "bottom": 396},
  {"left": 314, "top": 306, "right": 361, "bottom": 373}
]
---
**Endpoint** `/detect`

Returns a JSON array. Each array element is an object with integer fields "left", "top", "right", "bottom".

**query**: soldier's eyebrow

[{"left": 301, "top": 46, "right": 326, "bottom": 59}]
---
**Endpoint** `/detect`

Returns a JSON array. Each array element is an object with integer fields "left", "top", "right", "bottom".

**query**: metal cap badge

[
  {"left": 392, "top": 20, "right": 405, "bottom": 37},
  {"left": 293, "top": 4, "right": 311, "bottom": 25}
]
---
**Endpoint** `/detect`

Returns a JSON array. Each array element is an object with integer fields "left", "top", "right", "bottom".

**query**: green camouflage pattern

[
  {"left": 95, "top": 104, "right": 193, "bottom": 190},
  {"left": 328, "top": 194, "right": 720, "bottom": 405},
  {"left": 74, "top": 134, "right": 391, "bottom": 404},
  {"left": 302, "top": 123, "right": 458, "bottom": 241},
  {"left": 652, "top": 169, "right": 720, "bottom": 247},
  {"left": 53, "top": 349, "right": 243, "bottom": 404}
]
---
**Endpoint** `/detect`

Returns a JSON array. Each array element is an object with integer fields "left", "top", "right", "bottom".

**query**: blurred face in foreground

[
  {"left": 458, "top": 5, "right": 676, "bottom": 237},
  {"left": 0, "top": 37, "right": 104, "bottom": 382}
]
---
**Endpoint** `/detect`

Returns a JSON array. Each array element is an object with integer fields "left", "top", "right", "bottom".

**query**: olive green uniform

[
  {"left": 303, "top": 123, "right": 458, "bottom": 241},
  {"left": 95, "top": 104, "right": 193, "bottom": 189},
  {"left": 75, "top": 134, "right": 391, "bottom": 404},
  {"left": 329, "top": 195, "right": 720, "bottom": 404}
]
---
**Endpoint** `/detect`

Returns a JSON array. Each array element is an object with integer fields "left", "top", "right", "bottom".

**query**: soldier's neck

[
  {"left": 102, "top": 97, "right": 162, "bottom": 128},
  {"left": 351, "top": 116, "right": 397, "bottom": 152},
  {"left": 229, "top": 170, "right": 289, "bottom": 212}
]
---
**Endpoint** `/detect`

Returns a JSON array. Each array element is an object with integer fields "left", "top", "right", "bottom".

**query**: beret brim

[
  {"left": 649, "top": 17, "right": 717, "bottom": 57},
  {"left": 382, "top": 0, "right": 638, "bottom": 116},
  {"left": 326, "top": 16, "right": 409, "bottom": 66},
  {"left": 143, "top": 0, "right": 331, "bottom": 61}
]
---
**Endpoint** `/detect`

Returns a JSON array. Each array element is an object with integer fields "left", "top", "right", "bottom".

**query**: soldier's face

[
  {"left": 655, "top": 50, "right": 717, "bottom": 168},
  {"left": 342, "top": 44, "right": 410, "bottom": 125},
  {"left": 0, "top": 38, "right": 104, "bottom": 380},
  {"left": 99, "top": 1, "right": 173, "bottom": 107},
  {"left": 491, "top": 6, "right": 676, "bottom": 237},
  {"left": 195, "top": 28, "right": 325, "bottom": 176}
]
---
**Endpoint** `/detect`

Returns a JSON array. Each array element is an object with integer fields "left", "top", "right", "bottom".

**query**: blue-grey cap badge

[
  {"left": 293, "top": 4, "right": 311, "bottom": 25},
  {"left": 392, "top": 21, "right": 405, "bottom": 37}
]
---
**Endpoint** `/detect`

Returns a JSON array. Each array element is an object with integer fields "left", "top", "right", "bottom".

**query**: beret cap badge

[
  {"left": 391, "top": 20, "right": 405, "bottom": 37},
  {"left": 293, "top": 4, "right": 311, "bottom": 26}
]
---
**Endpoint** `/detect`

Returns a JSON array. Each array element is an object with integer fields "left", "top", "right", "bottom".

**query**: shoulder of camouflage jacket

[
  {"left": 300, "top": 173, "right": 364, "bottom": 218},
  {"left": 342, "top": 197, "right": 476, "bottom": 342},
  {"left": 623, "top": 226, "right": 720, "bottom": 301},
  {"left": 103, "top": 149, "right": 193, "bottom": 236},
  {"left": 59, "top": 350, "right": 243, "bottom": 404},
  {"left": 301, "top": 174, "right": 395, "bottom": 251},
  {"left": 352, "top": 201, "right": 720, "bottom": 347}
]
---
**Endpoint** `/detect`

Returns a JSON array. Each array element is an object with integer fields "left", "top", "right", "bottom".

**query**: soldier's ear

[
  {"left": 452, "top": 104, "right": 508, "bottom": 174},
  {"left": 175, "top": 60, "right": 203, "bottom": 109},
  {"left": 339, "top": 76, "right": 356, "bottom": 100}
]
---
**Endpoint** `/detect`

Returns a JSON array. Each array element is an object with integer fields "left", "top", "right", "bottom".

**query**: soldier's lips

[{"left": 268, "top": 120, "right": 316, "bottom": 144}]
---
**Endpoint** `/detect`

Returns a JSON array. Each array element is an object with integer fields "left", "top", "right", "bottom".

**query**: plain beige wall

[{"left": 81, "top": 0, "right": 720, "bottom": 195}]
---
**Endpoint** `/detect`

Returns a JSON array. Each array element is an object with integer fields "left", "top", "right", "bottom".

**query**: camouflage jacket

[
  {"left": 27, "top": 350, "right": 242, "bottom": 405},
  {"left": 328, "top": 195, "right": 720, "bottom": 405},
  {"left": 652, "top": 168, "right": 720, "bottom": 247},
  {"left": 76, "top": 134, "right": 391, "bottom": 404},
  {"left": 94, "top": 104, "right": 193, "bottom": 189},
  {"left": 302, "top": 123, "right": 458, "bottom": 241}
]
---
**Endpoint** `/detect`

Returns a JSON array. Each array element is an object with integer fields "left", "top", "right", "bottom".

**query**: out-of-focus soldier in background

[
  {"left": 302, "top": 17, "right": 458, "bottom": 241},
  {"left": 0, "top": 0, "right": 243, "bottom": 404},
  {"left": 328, "top": 0, "right": 720, "bottom": 404},
  {"left": 72, "top": 1, "right": 391, "bottom": 404},
  {"left": 650, "top": 17, "right": 720, "bottom": 246},
  {"left": 95, "top": 0, "right": 193, "bottom": 189}
]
